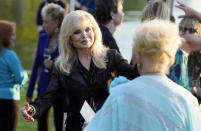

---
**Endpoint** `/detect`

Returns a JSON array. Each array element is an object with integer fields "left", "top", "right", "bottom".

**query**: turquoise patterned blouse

[{"left": 168, "top": 48, "right": 191, "bottom": 92}]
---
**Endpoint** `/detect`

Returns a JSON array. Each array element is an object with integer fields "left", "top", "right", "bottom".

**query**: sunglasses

[{"left": 180, "top": 27, "right": 198, "bottom": 34}]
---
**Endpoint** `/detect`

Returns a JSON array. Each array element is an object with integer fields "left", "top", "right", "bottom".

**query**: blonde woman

[
  {"left": 84, "top": 19, "right": 201, "bottom": 131},
  {"left": 177, "top": 18, "right": 201, "bottom": 103},
  {"left": 130, "top": 0, "right": 169, "bottom": 66},
  {"left": 22, "top": 10, "right": 138, "bottom": 131},
  {"left": 141, "top": 0, "right": 169, "bottom": 22},
  {"left": 168, "top": 18, "right": 201, "bottom": 92}
]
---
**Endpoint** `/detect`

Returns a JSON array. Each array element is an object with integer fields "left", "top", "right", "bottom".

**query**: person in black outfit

[
  {"left": 95, "top": 0, "right": 124, "bottom": 53},
  {"left": 36, "top": 0, "right": 68, "bottom": 33},
  {"left": 22, "top": 10, "right": 138, "bottom": 131}
]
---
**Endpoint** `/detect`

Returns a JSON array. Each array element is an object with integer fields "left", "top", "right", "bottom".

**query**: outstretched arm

[
  {"left": 22, "top": 65, "right": 62, "bottom": 121},
  {"left": 176, "top": 1, "right": 201, "bottom": 21}
]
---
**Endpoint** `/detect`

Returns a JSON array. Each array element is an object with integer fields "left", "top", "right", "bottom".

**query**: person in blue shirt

[
  {"left": 0, "top": 20, "right": 28, "bottom": 131},
  {"left": 26, "top": 3, "right": 65, "bottom": 131},
  {"left": 84, "top": 19, "right": 201, "bottom": 131}
]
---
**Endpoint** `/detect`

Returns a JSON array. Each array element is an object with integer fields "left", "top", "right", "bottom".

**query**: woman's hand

[
  {"left": 44, "top": 59, "right": 53, "bottom": 69},
  {"left": 175, "top": 1, "right": 201, "bottom": 20},
  {"left": 21, "top": 103, "right": 35, "bottom": 122},
  {"left": 176, "top": 2, "right": 196, "bottom": 18}
]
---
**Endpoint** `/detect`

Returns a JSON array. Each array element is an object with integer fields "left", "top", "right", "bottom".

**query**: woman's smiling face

[{"left": 71, "top": 25, "right": 94, "bottom": 49}]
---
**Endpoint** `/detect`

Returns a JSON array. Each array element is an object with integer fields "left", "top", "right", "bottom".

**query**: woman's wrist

[{"left": 28, "top": 105, "right": 36, "bottom": 117}]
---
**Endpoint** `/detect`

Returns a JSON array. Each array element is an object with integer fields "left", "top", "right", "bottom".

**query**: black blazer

[
  {"left": 100, "top": 26, "right": 120, "bottom": 53},
  {"left": 32, "top": 49, "right": 139, "bottom": 131}
]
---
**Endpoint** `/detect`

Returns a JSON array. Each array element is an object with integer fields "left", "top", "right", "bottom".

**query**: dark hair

[
  {"left": 95, "top": 0, "right": 121, "bottom": 25},
  {"left": 0, "top": 20, "right": 15, "bottom": 50}
]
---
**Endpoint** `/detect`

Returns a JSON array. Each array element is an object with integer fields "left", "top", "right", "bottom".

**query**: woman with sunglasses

[
  {"left": 179, "top": 18, "right": 201, "bottom": 106},
  {"left": 168, "top": 18, "right": 201, "bottom": 92}
]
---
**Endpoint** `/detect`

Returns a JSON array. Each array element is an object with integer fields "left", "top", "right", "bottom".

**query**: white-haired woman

[
  {"left": 22, "top": 10, "right": 138, "bottom": 131},
  {"left": 26, "top": 3, "right": 65, "bottom": 131},
  {"left": 84, "top": 19, "right": 201, "bottom": 131}
]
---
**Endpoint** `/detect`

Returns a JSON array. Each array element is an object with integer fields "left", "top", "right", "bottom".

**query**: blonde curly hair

[{"left": 133, "top": 19, "right": 182, "bottom": 72}]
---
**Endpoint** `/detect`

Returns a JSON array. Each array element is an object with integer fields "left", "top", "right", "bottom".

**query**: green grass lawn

[{"left": 17, "top": 85, "right": 55, "bottom": 131}]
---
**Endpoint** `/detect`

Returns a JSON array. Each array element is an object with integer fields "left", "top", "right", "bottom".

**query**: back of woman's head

[
  {"left": 179, "top": 18, "right": 201, "bottom": 36},
  {"left": 0, "top": 20, "right": 15, "bottom": 50},
  {"left": 141, "top": 0, "right": 169, "bottom": 22},
  {"left": 133, "top": 19, "right": 181, "bottom": 64},
  {"left": 42, "top": 3, "right": 65, "bottom": 28}
]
